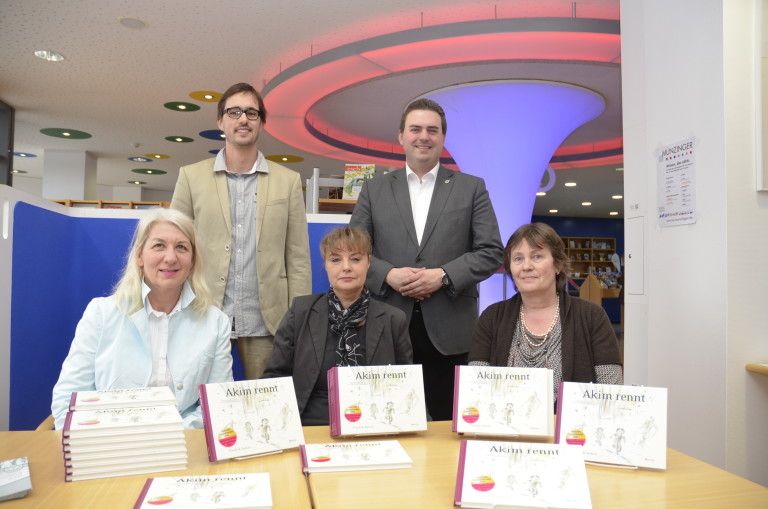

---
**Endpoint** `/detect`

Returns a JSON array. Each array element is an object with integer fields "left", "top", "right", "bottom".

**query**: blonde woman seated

[
  {"left": 469, "top": 223, "right": 622, "bottom": 404},
  {"left": 263, "top": 226, "right": 412, "bottom": 425},
  {"left": 51, "top": 209, "right": 233, "bottom": 429}
]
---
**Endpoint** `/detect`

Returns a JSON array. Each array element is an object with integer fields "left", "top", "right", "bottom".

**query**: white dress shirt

[{"left": 405, "top": 163, "right": 440, "bottom": 244}]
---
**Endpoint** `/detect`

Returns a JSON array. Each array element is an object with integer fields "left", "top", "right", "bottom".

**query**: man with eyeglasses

[{"left": 171, "top": 82, "right": 311, "bottom": 380}]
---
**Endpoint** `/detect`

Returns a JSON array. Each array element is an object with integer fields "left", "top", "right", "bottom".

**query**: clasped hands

[{"left": 385, "top": 267, "right": 443, "bottom": 301}]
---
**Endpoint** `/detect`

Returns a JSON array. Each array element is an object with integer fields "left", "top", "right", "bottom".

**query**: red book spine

[
  {"left": 198, "top": 384, "right": 218, "bottom": 462},
  {"left": 68, "top": 391, "right": 79, "bottom": 412},
  {"left": 453, "top": 440, "right": 468, "bottom": 505},
  {"left": 327, "top": 367, "right": 339, "bottom": 436},
  {"left": 452, "top": 365, "right": 462, "bottom": 432},
  {"left": 62, "top": 410, "right": 74, "bottom": 438},
  {"left": 554, "top": 381, "right": 566, "bottom": 443},
  {"left": 299, "top": 444, "right": 309, "bottom": 472},
  {"left": 133, "top": 478, "right": 154, "bottom": 508}
]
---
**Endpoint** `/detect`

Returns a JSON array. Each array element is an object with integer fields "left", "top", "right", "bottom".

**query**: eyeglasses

[{"left": 224, "top": 107, "right": 261, "bottom": 121}]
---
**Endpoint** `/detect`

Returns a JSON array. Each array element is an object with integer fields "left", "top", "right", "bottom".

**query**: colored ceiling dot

[
  {"left": 144, "top": 153, "right": 170, "bottom": 159},
  {"left": 190, "top": 91, "right": 221, "bottom": 102},
  {"left": 208, "top": 149, "right": 219, "bottom": 155},
  {"left": 129, "top": 157, "right": 152, "bottom": 162},
  {"left": 12, "top": 169, "right": 28, "bottom": 173},
  {"left": 199, "top": 129, "right": 225, "bottom": 140},
  {"left": 132, "top": 169, "right": 167, "bottom": 175},
  {"left": 165, "top": 136, "right": 193, "bottom": 143},
  {"left": 266, "top": 154, "right": 304, "bottom": 163},
  {"left": 40, "top": 128, "right": 91, "bottom": 139},
  {"left": 164, "top": 102, "right": 200, "bottom": 112},
  {"left": 14, "top": 152, "right": 37, "bottom": 158},
  {"left": 129, "top": 181, "right": 146, "bottom": 185}
]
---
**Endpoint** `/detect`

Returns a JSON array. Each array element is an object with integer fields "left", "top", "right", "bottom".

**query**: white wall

[
  {"left": 10, "top": 175, "right": 41, "bottom": 196},
  {"left": 622, "top": 0, "right": 768, "bottom": 487}
]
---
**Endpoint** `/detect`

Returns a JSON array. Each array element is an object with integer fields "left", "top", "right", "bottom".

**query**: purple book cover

[
  {"left": 453, "top": 440, "right": 468, "bottom": 505},
  {"left": 132, "top": 478, "right": 154, "bottom": 508},
  {"left": 327, "top": 367, "right": 340, "bottom": 437},
  {"left": 198, "top": 384, "right": 218, "bottom": 462},
  {"left": 452, "top": 365, "right": 462, "bottom": 432},
  {"left": 554, "top": 381, "right": 566, "bottom": 443},
  {"left": 299, "top": 444, "right": 309, "bottom": 471},
  {"left": 68, "top": 391, "right": 79, "bottom": 411}
]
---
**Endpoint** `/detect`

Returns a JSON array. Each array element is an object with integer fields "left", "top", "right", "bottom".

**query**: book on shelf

[
  {"left": 133, "top": 473, "right": 272, "bottom": 509},
  {"left": 328, "top": 364, "right": 427, "bottom": 437},
  {"left": 452, "top": 365, "right": 554, "bottom": 439},
  {"left": 0, "top": 457, "right": 31, "bottom": 503},
  {"left": 199, "top": 377, "right": 305, "bottom": 462},
  {"left": 342, "top": 164, "right": 376, "bottom": 199},
  {"left": 454, "top": 440, "right": 592, "bottom": 509},
  {"left": 300, "top": 440, "right": 412, "bottom": 473},
  {"left": 62, "top": 405, "right": 184, "bottom": 438},
  {"left": 69, "top": 386, "right": 176, "bottom": 411},
  {"left": 555, "top": 382, "right": 668, "bottom": 470}
]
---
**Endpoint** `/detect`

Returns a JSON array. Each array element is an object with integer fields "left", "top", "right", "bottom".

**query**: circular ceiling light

[
  {"left": 132, "top": 169, "right": 167, "bottom": 175},
  {"left": 128, "top": 181, "right": 146, "bottom": 185},
  {"left": 40, "top": 128, "right": 91, "bottom": 139},
  {"left": 609, "top": 211, "right": 619, "bottom": 215},
  {"left": 144, "top": 153, "right": 170, "bottom": 159},
  {"left": 549, "top": 209, "right": 559, "bottom": 213},
  {"left": 14, "top": 152, "right": 37, "bottom": 158},
  {"left": 165, "top": 136, "right": 193, "bottom": 143},
  {"left": 118, "top": 17, "right": 147, "bottom": 29},
  {"left": 564, "top": 182, "right": 577, "bottom": 187},
  {"left": 266, "top": 154, "right": 304, "bottom": 163},
  {"left": 129, "top": 156, "right": 153, "bottom": 162},
  {"left": 190, "top": 91, "right": 221, "bottom": 102},
  {"left": 199, "top": 129, "right": 225, "bottom": 140},
  {"left": 581, "top": 202, "right": 592, "bottom": 206},
  {"left": 612, "top": 194, "right": 623, "bottom": 199},
  {"left": 34, "top": 50, "right": 64, "bottom": 62},
  {"left": 164, "top": 102, "right": 200, "bottom": 112},
  {"left": 536, "top": 192, "right": 546, "bottom": 196},
  {"left": 12, "top": 169, "right": 28, "bottom": 174}
]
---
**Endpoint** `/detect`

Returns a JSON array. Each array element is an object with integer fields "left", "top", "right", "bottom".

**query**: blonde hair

[
  {"left": 319, "top": 226, "right": 372, "bottom": 260},
  {"left": 112, "top": 209, "right": 212, "bottom": 314}
]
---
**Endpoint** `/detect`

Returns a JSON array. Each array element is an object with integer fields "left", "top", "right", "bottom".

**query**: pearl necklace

[{"left": 519, "top": 294, "right": 560, "bottom": 348}]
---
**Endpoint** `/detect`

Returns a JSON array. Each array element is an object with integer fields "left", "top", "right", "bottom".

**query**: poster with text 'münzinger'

[{"left": 656, "top": 137, "right": 696, "bottom": 227}]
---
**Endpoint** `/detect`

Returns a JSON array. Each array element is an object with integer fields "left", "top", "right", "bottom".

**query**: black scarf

[{"left": 327, "top": 287, "right": 370, "bottom": 366}]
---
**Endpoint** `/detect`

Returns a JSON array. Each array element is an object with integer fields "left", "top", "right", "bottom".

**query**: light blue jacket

[{"left": 51, "top": 283, "right": 233, "bottom": 429}]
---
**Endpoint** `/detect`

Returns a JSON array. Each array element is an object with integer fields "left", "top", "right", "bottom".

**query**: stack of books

[
  {"left": 0, "top": 457, "right": 32, "bottom": 502},
  {"left": 328, "top": 364, "right": 427, "bottom": 437},
  {"left": 62, "top": 387, "right": 187, "bottom": 482}
]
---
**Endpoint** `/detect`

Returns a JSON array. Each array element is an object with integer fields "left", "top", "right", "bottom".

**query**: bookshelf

[
  {"left": 52, "top": 200, "right": 169, "bottom": 209},
  {"left": 561, "top": 236, "right": 617, "bottom": 279}
]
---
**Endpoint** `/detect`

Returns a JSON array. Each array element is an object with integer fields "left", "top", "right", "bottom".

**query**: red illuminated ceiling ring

[{"left": 262, "top": 17, "right": 621, "bottom": 167}]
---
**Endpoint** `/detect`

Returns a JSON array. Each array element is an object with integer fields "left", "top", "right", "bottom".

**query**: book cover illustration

[
  {"left": 342, "top": 164, "right": 375, "bottom": 199},
  {"left": 300, "top": 440, "right": 412, "bottom": 472},
  {"left": 69, "top": 386, "right": 176, "bottom": 411},
  {"left": 556, "top": 382, "right": 668, "bottom": 470},
  {"left": 199, "top": 377, "right": 304, "bottom": 461},
  {"left": 453, "top": 366, "right": 554, "bottom": 438},
  {"left": 133, "top": 473, "right": 272, "bottom": 509},
  {"left": 328, "top": 365, "right": 427, "bottom": 437},
  {"left": 63, "top": 405, "right": 184, "bottom": 437},
  {"left": 455, "top": 440, "right": 591, "bottom": 509},
  {"left": 0, "top": 457, "right": 31, "bottom": 502}
]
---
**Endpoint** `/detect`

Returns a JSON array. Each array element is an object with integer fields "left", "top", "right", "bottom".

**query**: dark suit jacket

[
  {"left": 261, "top": 294, "right": 413, "bottom": 413},
  {"left": 349, "top": 166, "right": 503, "bottom": 355}
]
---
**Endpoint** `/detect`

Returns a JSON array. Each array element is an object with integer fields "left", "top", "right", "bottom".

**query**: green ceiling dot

[
  {"left": 165, "top": 136, "right": 193, "bottom": 143},
  {"left": 164, "top": 102, "right": 200, "bottom": 112},
  {"left": 40, "top": 128, "right": 92, "bottom": 139},
  {"left": 12, "top": 169, "right": 28, "bottom": 174},
  {"left": 132, "top": 168, "right": 167, "bottom": 175}
]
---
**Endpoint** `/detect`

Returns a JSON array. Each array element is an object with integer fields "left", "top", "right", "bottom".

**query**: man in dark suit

[{"left": 350, "top": 98, "right": 504, "bottom": 420}]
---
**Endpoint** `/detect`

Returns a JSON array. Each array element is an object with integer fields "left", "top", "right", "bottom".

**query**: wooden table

[
  {"left": 1, "top": 422, "right": 766, "bottom": 508},
  {"left": 0, "top": 429, "right": 312, "bottom": 508},
  {"left": 304, "top": 422, "right": 768, "bottom": 509}
]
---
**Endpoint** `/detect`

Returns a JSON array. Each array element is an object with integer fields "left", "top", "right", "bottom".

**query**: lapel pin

[{"left": 444, "top": 179, "right": 450, "bottom": 184}]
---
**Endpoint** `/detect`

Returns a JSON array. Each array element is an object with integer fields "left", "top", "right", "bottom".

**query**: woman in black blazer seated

[{"left": 262, "top": 226, "right": 412, "bottom": 425}]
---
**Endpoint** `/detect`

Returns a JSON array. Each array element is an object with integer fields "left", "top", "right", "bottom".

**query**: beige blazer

[{"left": 171, "top": 157, "right": 311, "bottom": 335}]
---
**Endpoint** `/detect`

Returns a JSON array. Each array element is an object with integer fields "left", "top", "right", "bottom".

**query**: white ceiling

[{"left": 1, "top": 0, "right": 623, "bottom": 218}]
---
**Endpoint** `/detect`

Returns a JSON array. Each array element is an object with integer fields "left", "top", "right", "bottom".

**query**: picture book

[
  {"left": 69, "top": 386, "right": 176, "bottom": 411},
  {"left": 453, "top": 365, "right": 554, "bottom": 439},
  {"left": 342, "top": 164, "right": 375, "bottom": 199},
  {"left": 455, "top": 440, "right": 592, "bottom": 509},
  {"left": 300, "top": 440, "right": 412, "bottom": 473},
  {"left": 555, "top": 382, "right": 668, "bottom": 470},
  {"left": 328, "top": 364, "right": 427, "bottom": 437},
  {"left": 0, "top": 457, "right": 31, "bottom": 502},
  {"left": 199, "top": 377, "right": 304, "bottom": 462},
  {"left": 133, "top": 473, "right": 272, "bottom": 509},
  {"left": 62, "top": 406, "right": 184, "bottom": 438}
]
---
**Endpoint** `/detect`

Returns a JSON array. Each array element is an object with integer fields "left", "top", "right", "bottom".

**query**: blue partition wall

[{"left": 8, "top": 202, "right": 343, "bottom": 430}]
